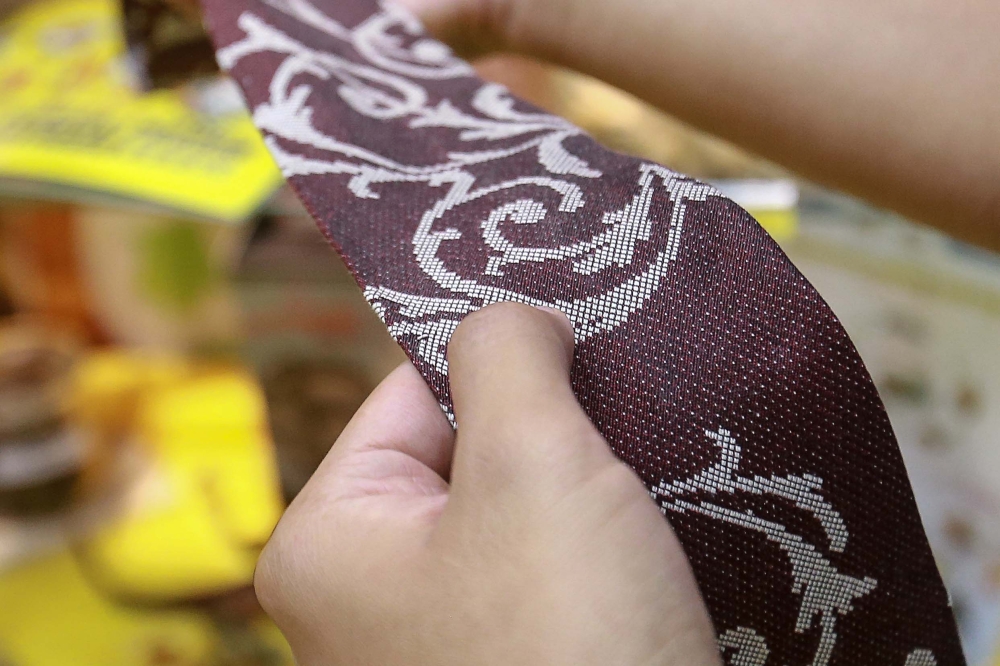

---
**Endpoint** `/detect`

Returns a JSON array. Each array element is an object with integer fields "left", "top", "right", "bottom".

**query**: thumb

[{"left": 444, "top": 302, "right": 620, "bottom": 505}]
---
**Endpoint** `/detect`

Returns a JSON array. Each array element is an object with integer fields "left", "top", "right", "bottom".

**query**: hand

[
  {"left": 254, "top": 303, "right": 721, "bottom": 666},
  {"left": 391, "top": 0, "right": 522, "bottom": 58},
  {"left": 395, "top": 0, "right": 1000, "bottom": 252}
]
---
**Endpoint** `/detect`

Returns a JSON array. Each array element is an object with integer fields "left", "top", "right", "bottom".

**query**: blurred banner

[{"left": 0, "top": 0, "right": 282, "bottom": 221}]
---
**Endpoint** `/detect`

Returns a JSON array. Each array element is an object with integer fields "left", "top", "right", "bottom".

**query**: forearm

[{"left": 501, "top": 0, "right": 1000, "bottom": 248}]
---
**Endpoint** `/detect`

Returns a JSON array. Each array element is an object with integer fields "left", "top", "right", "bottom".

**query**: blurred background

[{"left": 0, "top": 0, "right": 997, "bottom": 664}]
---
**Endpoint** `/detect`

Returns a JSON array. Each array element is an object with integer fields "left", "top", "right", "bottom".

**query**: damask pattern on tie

[{"left": 200, "top": 0, "right": 966, "bottom": 663}]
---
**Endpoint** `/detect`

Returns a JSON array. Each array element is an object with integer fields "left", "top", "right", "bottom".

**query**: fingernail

[
  {"left": 536, "top": 306, "right": 564, "bottom": 317},
  {"left": 536, "top": 306, "right": 576, "bottom": 341}
]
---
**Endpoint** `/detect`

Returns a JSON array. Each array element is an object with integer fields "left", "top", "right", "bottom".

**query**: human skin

[
  {"left": 254, "top": 1, "right": 997, "bottom": 661},
  {"left": 401, "top": 0, "right": 1000, "bottom": 252},
  {"left": 254, "top": 304, "right": 722, "bottom": 665}
]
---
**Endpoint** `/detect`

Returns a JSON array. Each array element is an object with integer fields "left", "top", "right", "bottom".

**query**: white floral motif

[
  {"left": 214, "top": 2, "right": 934, "bottom": 664},
  {"left": 905, "top": 649, "right": 938, "bottom": 666},
  {"left": 663, "top": 429, "right": 879, "bottom": 666},
  {"left": 217, "top": 0, "right": 715, "bottom": 377},
  {"left": 719, "top": 625, "right": 939, "bottom": 666},
  {"left": 720, "top": 627, "right": 771, "bottom": 666}
]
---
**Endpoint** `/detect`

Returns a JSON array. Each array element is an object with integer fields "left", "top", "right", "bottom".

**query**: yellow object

[
  {"left": 254, "top": 615, "right": 297, "bottom": 665},
  {"left": 0, "top": 550, "right": 216, "bottom": 666},
  {"left": 138, "top": 371, "right": 282, "bottom": 547},
  {"left": 0, "top": 0, "right": 282, "bottom": 221},
  {"left": 713, "top": 180, "right": 800, "bottom": 242},
  {"left": 747, "top": 207, "right": 799, "bottom": 243},
  {"left": 72, "top": 352, "right": 284, "bottom": 601},
  {"left": 70, "top": 351, "right": 191, "bottom": 433}
]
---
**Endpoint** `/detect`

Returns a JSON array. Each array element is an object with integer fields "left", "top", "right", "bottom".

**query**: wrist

[
  {"left": 496, "top": 0, "right": 655, "bottom": 97},
  {"left": 491, "top": 0, "right": 577, "bottom": 61}
]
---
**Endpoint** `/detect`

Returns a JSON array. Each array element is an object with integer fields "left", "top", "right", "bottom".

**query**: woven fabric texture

[{"left": 202, "top": 0, "right": 965, "bottom": 663}]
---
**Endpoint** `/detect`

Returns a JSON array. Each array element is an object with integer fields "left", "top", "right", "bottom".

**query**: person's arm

[
  {"left": 404, "top": 0, "right": 1000, "bottom": 251},
  {"left": 255, "top": 303, "right": 721, "bottom": 666}
]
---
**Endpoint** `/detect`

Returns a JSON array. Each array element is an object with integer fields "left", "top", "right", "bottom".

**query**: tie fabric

[{"left": 201, "top": 0, "right": 965, "bottom": 663}]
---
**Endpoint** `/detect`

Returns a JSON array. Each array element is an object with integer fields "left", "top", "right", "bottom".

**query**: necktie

[{"left": 201, "top": 0, "right": 966, "bottom": 662}]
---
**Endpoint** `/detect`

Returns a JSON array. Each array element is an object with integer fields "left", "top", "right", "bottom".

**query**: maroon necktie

[{"left": 201, "top": 1, "right": 965, "bottom": 663}]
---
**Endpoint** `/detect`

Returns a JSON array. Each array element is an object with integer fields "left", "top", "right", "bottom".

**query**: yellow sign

[{"left": 0, "top": 0, "right": 282, "bottom": 222}]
